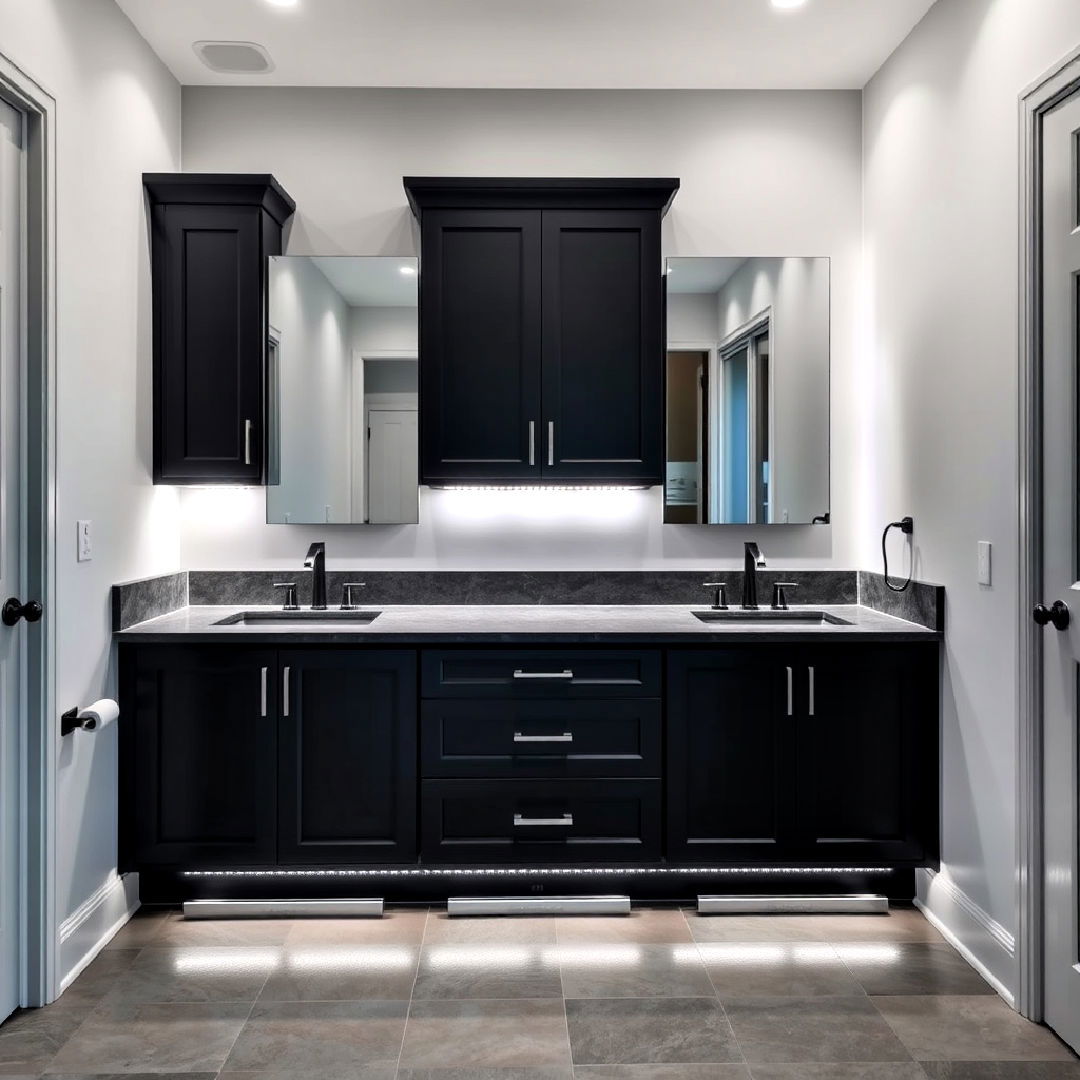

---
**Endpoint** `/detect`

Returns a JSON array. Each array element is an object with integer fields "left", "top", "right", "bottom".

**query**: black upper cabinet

[
  {"left": 278, "top": 650, "right": 417, "bottom": 864},
  {"left": 145, "top": 174, "right": 295, "bottom": 484},
  {"left": 405, "top": 178, "right": 679, "bottom": 485}
]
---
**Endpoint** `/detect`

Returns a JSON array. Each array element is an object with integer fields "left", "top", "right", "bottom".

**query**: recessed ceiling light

[
  {"left": 399, "top": 266, "right": 416, "bottom": 276},
  {"left": 265, "top": 0, "right": 299, "bottom": 8},
  {"left": 771, "top": 0, "right": 808, "bottom": 9}
]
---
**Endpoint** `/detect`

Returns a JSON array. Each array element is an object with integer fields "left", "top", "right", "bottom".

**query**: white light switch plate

[
  {"left": 77, "top": 520, "right": 92, "bottom": 562},
  {"left": 977, "top": 541, "right": 992, "bottom": 586}
]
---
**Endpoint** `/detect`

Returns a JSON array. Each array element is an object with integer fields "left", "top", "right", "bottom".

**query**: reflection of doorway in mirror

[
  {"left": 351, "top": 352, "right": 418, "bottom": 524},
  {"left": 665, "top": 349, "right": 709, "bottom": 523}
]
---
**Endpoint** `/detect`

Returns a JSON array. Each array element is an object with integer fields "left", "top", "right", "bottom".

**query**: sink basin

[
  {"left": 213, "top": 610, "right": 382, "bottom": 626},
  {"left": 692, "top": 609, "right": 851, "bottom": 626}
]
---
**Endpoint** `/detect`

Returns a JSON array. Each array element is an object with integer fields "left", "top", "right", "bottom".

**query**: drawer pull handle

[
  {"left": 514, "top": 812, "right": 574, "bottom": 827},
  {"left": 512, "top": 669, "right": 574, "bottom": 680},
  {"left": 513, "top": 731, "right": 574, "bottom": 743}
]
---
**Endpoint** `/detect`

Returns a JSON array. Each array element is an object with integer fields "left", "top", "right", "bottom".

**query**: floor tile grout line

[{"left": 394, "top": 906, "right": 429, "bottom": 1077}]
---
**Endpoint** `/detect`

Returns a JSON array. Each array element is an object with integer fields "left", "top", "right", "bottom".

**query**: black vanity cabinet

[
  {"left": 120, "top": 646, "right": 416, "bottom": 870},
  {"left": 405, "top": 178, "right": 678, "bottom": 485},
  {"left": 278, "top": 650, "right": 417, "bottom": 864},
  {"left": 144, "top": 174, "right": 295, "bottom": 484},
  {"left": 666, "top": 643, "right": 939, "bottom": 867},
  {"left": 124, "top": 646, "right": 279, "bottom": 867}
]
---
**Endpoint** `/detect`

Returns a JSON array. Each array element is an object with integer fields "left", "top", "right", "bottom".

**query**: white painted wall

[
  {"left": 716, "top": 257, "right": 830, "bottom": 524},
  {"left": 667, "top": 293, "right": 718, "bottom": 343},
  {"left": 179, "top": 87, "right": 861, "bottom": 569},
  {"left": 351, "top": 305, "right": 419, "bottom": 355},
  {"left": 863, "top": 0, "right": 1080, "bottom": 998},
  {"left": 0, "top": 0, "right": 181, "bottom": 984},
  {"left": 267, "top": 256, "right": 353, "bottom": 524}
]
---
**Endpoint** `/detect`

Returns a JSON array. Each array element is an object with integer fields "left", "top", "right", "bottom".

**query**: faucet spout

[
  {"left": 742, "top": 541, "right": 766, "bottom": 610},
  {"left": 304, "top": 542, "right": 327, "bottom": 610}
]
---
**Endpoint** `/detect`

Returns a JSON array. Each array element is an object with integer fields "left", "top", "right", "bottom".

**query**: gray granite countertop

[{"left": 114, "top": 603, "right": 941, "bottom": 644}]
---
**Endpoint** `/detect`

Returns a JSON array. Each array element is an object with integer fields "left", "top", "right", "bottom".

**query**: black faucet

[
  {"left": 742, "top": 541, "right": 766, "bottom": 610},
  {"left": 304, "top": 542, "right": 327, "bottom": 610}
]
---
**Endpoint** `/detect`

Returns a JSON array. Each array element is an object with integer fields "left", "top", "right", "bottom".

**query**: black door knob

[
  {"left": 2, "top": 597, "right": 43, "bottom": 627},
  {"left": 1033, "top": 600, "right": 1070, "bottom": 631}
]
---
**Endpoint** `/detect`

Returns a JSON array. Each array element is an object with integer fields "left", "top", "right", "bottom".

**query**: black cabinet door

[
  {"left": 420, "top": 210, "right": 542, "bottom": 483},
  {"left": 541, "top": 210, "right": 662, "bottom": 483},
  {"left": 128, "top": 647, "right": 277, "bottom": 867},
  {"left": 794, "top": 644, "right": 939, "bottom": 864},
  {"left": 154, "top": 204, "right": 265, "bottom": 484},
  {"left": 667, "top": 649, "right": 796, "bottom": 862},
  {"left": 277, "top": 650, "right": 417, "bottom": 864}
]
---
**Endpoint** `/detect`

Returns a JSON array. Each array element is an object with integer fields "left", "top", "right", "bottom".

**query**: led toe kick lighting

[
  {"left": 181, "top": 867, "right": 893, "bottom": 879},
  {"left": 697, "top": 894, "right": 889, "bottom": 915},
  {"left": 182, "top": 898, "right": 384, "bottom": 919},
  {"left": 449, "top": 895, "right": 631, "bottom": 917}
]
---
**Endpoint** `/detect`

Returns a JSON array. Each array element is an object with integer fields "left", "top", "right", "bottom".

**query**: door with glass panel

[{"left": 1041, "top": 88, "right": 1080, "bottom": 1053}]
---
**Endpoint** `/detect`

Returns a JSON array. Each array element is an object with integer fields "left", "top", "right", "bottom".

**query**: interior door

[
  {"left": 1041, "top": 90, "right": 1080, "bottom": 1052},
  {"left": 0, "top": 97, "right": 24, "bottom": 1021},
  {"left": 367, "top": 409, "right": 418, "bottom": 523}
]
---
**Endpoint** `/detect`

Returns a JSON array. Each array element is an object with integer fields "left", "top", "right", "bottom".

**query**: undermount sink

[
  {"left": 692, "top": 609, "right": 851, "bottom": 626},
  {"left": 213, "top": 610, "right": 382, "bottom": 626}
]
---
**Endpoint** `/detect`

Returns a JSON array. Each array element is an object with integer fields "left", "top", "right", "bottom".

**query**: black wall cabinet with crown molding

[
  {"left": 405, "top": 177, "right": 679, "bottom": 486},
  {"left": 144, "top": 174, "right": 295, "bottom": 484}
]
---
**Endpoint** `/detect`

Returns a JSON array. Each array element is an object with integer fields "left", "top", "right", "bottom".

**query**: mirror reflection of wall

[
  {"left": 267, "top": 256, "right": 419, "bottom": 525},
  {"left": 665, "top": 257, "right": 830, "bottom": 526}
]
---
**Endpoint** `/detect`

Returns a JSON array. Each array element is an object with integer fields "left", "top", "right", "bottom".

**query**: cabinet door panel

[
  {"left": 130, "top": 647, "right": 277, "bottom": 866},
  {"left": 795, "top": 645, "right": 938, "bottom": 864},
  {"left": 420, "top": 210, "right": 542, "bottom": 482},
  {"left": 156, "top": 204, "right": 264, "bottom": 483},
  {"left": 541, "top": 210, "right": 662, "bottom": 482},
  {"left": 667, "top": 649, "right": 795, "bottom": 862},
  {"left": 278, "top": 650, "right": 417, "bottom": 863}
]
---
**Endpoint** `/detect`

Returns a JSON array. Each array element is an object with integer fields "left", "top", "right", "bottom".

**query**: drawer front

[
  {"left": 421, "top": 699, "right": 661, "bottom": 778},
  {"left": 421, "top": 778, "right": 661, "bottom": 863},
  {"left": 422, "top": 649, "right": 661, "bottom": 698}
]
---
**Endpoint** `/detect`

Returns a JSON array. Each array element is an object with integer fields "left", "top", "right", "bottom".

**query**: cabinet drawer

[
  {"left": 421, "top": 778, "right": 661, "bottom": 863},
  {"left": 422, "top": 649, "right": 661, "bottom": 698},
  {"left": 421, "top": 699, "right": 661, "bottom": 778}
]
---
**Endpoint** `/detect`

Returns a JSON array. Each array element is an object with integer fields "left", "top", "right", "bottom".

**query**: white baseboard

[
  {"left": 915, "top": 867, "right": 1016, "bottom": 1006},
  {"left": 57, "top": 871, "right": 140, "bottom": 997}
]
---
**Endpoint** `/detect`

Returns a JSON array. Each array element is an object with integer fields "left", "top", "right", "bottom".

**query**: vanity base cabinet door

[
  {"left": 794, "top": 644, "right": 939, "bottom": 865},
  {"left": 278, "top": 650, "right": 417, "bottom": 864},
  {"left": 666, "top": 649, "right": 796, "bottom": 863},
  {"left": 126, "top": 647, "right": 278, "bottom": 868},
  {"left": 420, "top": 209, "right": 542, "bottom": 483},
  {"left": 421, "top": 778, "right": 661, "bottom": 863}
]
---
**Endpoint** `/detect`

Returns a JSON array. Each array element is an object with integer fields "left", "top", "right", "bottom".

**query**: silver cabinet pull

[
  {"left": 260, "top": 667, "right": 268, "bottom": 717},
  {"left": 513, "top": 732, "right": 574, "bottom": 743},
  {"left": 808, "top": 666, "right": 815, "bottom": 717},
  {"left": 528, "top": 420, "right": 536, "bottom": 466},
  {"left": 513, "top": 669, "right": 574, "bottom": 680},
  {"left": 283, "top": 666, "right": 291, "bottom": 717},
  {"left": 547, "top": 420, "right": 555, "bottom": 466},
  {"left": 786, "top": 666, "right": 793, "bottom": 716},
  {"left": 244, "top": 419, "right": 253, "bottom": 466},
  {"left": 514, "top": 812, "right": 573, "bottom": 827}
]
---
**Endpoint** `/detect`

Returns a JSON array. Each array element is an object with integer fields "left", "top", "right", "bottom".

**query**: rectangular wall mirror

[
  {"left": 664, "top": 257, "right": 830, "bottom": 525},
  {"left": 267, "top": 256, "right": 419, "bottom": 524}
]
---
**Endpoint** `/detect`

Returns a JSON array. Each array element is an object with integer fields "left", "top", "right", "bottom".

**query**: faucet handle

[
  {"left": 703, "top": 581, "right": 728, "bottom": 611},
  {"left": 273, "top": 582, "right": 299, "bottom": 611},
  {"left": 341, "top": 582, "right": 367, "bottom": 611},
  {"left": 771, "top": 582, "right": 798, "bottom": 611}
]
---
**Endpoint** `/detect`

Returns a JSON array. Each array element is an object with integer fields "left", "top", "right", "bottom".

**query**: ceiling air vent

[{"left": 193, "top": 41, "right": 275, "bottom": 74}]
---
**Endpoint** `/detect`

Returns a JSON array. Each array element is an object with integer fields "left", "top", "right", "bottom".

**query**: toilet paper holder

[{"left": 61, "top": 699, "right": 119, "bottom": 737}]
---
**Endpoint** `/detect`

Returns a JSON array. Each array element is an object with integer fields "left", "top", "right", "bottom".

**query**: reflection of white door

[
  {"left": 1041, "top": 90, "right": 1080, "bottom": 1054},
  {"left": 0, "top": 96, "right": 25, "bottom": 1023},
  {"left": 368, "top": 410, "right": 418, "bottom": 524}
]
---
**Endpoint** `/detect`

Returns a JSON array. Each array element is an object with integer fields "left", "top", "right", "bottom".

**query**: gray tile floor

[{"left": 1, "top": 904, "right": 1077, "bottom": 1078}]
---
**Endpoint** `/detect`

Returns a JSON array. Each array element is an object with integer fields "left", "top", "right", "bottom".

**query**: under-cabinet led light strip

[{"left": 182, "top": 866, "right": 895, "bottom": 879}]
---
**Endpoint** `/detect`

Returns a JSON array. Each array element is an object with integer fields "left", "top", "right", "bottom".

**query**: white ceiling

[
  {"left": 309, "top": 256, "right": 418, "bottom": 307},
  {"left": 115, "top": 0, "right": 937, "bottom": 90},
  {"left": 667, "top": 257, "right": 747, "bottom": 294}
]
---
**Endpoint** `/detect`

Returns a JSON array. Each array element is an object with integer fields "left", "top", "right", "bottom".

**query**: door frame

[{"left": 1018, "top": 43, "right": 1080, "bottom": 1022}]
